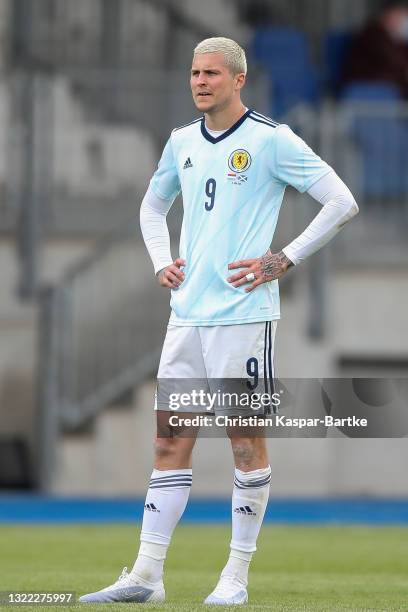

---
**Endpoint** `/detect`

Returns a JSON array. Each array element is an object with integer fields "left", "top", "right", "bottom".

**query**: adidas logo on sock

[
  {"left": 144, "top": 503, "right": 160, "bottom": 512},
  {"left": 183, "top": 157, "right": 193, "bottom": 169},
  {"left": 234, "top": 505, "right": 256, "bottom": 516}
]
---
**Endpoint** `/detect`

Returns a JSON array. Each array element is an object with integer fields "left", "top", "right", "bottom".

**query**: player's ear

[{"left": 234, "top": 73, "right": 246, "bottom": 91}]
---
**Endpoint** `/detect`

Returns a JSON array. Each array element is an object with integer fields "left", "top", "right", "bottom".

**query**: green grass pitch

[{"left": 1, "top": 524, "right": 408, "bottom": 611}]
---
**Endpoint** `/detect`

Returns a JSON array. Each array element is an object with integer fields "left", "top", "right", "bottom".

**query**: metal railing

[
  {"left": 36, "top": 223, "right": 176, "bottom": 488},
  {"left": 283, "top": 102, "right": 408, "bottom": 337},
  {"left": 6, "top": 0, "right": 250, "bottom": 302},
  {"left": 1, "top": 66, "right": 267, "bottom": 303},
  {"left": 1, "top": 69, "right": 267, "bottom": 240},
  {"left": 10, "top": 0, "right": 216, "bottom": 69},
  {"left": 323, "top": 102, "right": 408, "bottom": 265},
  {"left": 289, "top": 102, "right": 408, "bottom": 262}
]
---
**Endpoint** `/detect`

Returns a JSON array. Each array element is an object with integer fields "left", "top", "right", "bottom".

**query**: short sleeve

[
  {"left": 149, "top": 137, "right": 181, "bottom": 201},
  {"left": 271, "top": 125, "right": 331, "bottom": 193}
]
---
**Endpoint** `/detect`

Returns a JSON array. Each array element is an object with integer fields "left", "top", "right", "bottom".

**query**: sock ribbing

[
  {"left": 230, "top": 465, "right": 271, "bottom": 554},
  {"left": 234, "top": 465, "right": 272, "bottom": 489},
  {"left": 141, "top": 468, "right": 192, "bottom": 546},
  {"left": 130, "top": 469, "right": 192, "bottom": 583}
]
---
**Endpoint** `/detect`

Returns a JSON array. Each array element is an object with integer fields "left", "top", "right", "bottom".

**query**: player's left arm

[{"left": 228, "top": 170, "right": 358, "bottom": 293}]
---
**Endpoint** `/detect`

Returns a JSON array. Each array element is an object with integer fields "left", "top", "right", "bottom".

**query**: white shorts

[{"left": 156, "top": 321, "right": 277, "bottom": 416}]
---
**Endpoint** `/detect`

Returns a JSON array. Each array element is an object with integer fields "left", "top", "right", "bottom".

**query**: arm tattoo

[{"left": 261, "top": 250, "right": 293, "bottom": 280}]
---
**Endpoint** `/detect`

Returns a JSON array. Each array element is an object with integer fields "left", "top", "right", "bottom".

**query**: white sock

[
  {"left": 130, "top": 468, "right": 192, "bottom": 583},
  {"left": 222, "top": 466, "right": 271, "bottom": 585},
  {"left": 221, "top": 549, "right": 252, "bottom": 586}
]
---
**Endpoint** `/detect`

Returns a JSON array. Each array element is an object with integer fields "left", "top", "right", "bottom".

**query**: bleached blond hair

[{"left": 194, "top": 37, "right": 247, "bottom": 75}]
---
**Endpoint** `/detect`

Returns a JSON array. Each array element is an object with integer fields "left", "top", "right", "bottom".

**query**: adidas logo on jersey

[
  {"left": 234, "top": 505, "right": 256, "bottom": 516},
  {"left": 144, "top": 503, "right": 160, "bottom": 512},
  {"left": 183, "top": 157, "right": 193, "bottom": 169}
]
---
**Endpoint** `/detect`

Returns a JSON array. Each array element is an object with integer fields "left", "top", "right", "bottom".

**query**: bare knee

[
  {"left": 231, "top": 440, "right": 256, "bottom": 468},
  {"left": 153, "top": 436, "right": 194, "bottom": 469},
  {"left": 154, "top": 437, "right": 177, "bottom": 460},
  {"left": 230, "top": 438, "right": 268, "bottom": 470}
]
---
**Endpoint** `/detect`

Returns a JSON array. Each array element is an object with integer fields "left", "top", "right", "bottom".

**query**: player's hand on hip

[
  {"left": 157, "top": 258, "right": 186, "bottom": 289},
  {"left": 227, "top": 250, "right": 293, "bottom": 293}
]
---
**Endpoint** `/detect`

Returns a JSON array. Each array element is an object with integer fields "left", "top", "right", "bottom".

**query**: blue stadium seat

[
  {"left": 324, "top": 30, "right": 353, "bottom": 95},
  {"left": 341, "top": 82, "right": 408, "bottom": 199},
  {"left": 252, "top": 27, "right": 308, "bottom": 68},
  {"left": 252, "top": 27, "right": 319, "bottom": 117},
  {"left": 341, "top": 82, "right": 401, "bottom": 103}
]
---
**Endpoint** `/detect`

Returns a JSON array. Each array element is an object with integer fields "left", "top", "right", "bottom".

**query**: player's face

[{"left": 190, "top": 52, "right": 244, "bottom": 113}]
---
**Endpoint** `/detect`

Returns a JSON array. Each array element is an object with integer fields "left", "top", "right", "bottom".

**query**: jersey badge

[
  {"left": 227, "top": 149, "right": 251, "bottom": 185},
  {"left": 228, "top": 149, "right": 251, "bottom": 173}
]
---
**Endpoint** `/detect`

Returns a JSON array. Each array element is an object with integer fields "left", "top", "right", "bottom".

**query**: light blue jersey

[{"left": 149, "top": 109, "right": 331, "bottom": 326}]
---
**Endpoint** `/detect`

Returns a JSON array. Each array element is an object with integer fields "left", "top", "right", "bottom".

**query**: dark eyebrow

[{"left": 191, "top": 68, "right": 221, "bottom": 74}]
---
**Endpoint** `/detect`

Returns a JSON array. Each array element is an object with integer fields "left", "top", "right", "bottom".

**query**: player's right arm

[{"left": 140, "top": 136, "right": 185, "bottom": 289}]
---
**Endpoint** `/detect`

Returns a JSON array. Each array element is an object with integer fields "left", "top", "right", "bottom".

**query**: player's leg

[
  {"left": 79, "top": 423, "right": 198, "bottom": 604},
  {"left": 80, "top": 326, "right": 204, "bottom": 604},
  {"left": 129, "top": 411, "right": 199, "bottom": 586},
  {"left": 130, "top": 323, "right": 206, "bottom": 594},
  {"left": 203, "top": 322, "right": 275, "bottom": 605},
  {"left": 227, "top": 432, "right": 271, "bottom": 592},
  {"left": 204, "top": 431, "right": 271, "bottom": 605}
]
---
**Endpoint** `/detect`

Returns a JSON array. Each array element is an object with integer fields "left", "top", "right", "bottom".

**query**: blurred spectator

[{"left": 341, "top": 1, "right": 408, "bottom": 97}]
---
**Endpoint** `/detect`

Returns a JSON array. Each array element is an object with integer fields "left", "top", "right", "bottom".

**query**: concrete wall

[
  {"left": 0, "top": 237, "right": 94, "bottom": 481},
  {"left": 52, "top": 77, "right": 157, "bottom": 200},
  {"left": 52, "top": 380, "right": 408, "bottom": 498},
  {"left": 0, "top": 0, "right": 11, "bottom": 72}
]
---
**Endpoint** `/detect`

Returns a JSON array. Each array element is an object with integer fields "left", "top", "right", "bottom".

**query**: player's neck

[{"left": 204, "top": 102, "right": 247, "bottom": 131}]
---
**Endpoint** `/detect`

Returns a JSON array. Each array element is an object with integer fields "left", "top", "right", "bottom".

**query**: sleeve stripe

[
  {"left": 173, "top": 117, "right": 202, "bottom": 132},
  {"left": 248, "top": 114, "right": 278, "bottom": 129},
  {"left": 250, "top": 110, "right": 279, "bottom": 126}
]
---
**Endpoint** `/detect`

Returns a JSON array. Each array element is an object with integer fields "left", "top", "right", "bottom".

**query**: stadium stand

[
  {"left": 324, "top": 29, "right": 353, "bottom": 95},
  {"left": 341, "top": 82, "right": 408, "bottom": 199},
  {"left": 251, "top": 26, "right": 320, "bottom": 116}
]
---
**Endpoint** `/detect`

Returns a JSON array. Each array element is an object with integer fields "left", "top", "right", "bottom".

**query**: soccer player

[{"left": 80, "top": 37, "right": 358, "bottom": 605}]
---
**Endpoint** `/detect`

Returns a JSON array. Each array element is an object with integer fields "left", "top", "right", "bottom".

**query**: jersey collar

[{"left": 201, "top": 109, "right": 252, "bottom": 144}]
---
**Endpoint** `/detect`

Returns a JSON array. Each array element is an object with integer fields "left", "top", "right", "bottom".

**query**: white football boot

[
  {"left": 204, "top": 574, "right": 248, "bottom": 605},
  {"left": 79, "top": 566, "right": 165, "bottom": 603}
]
